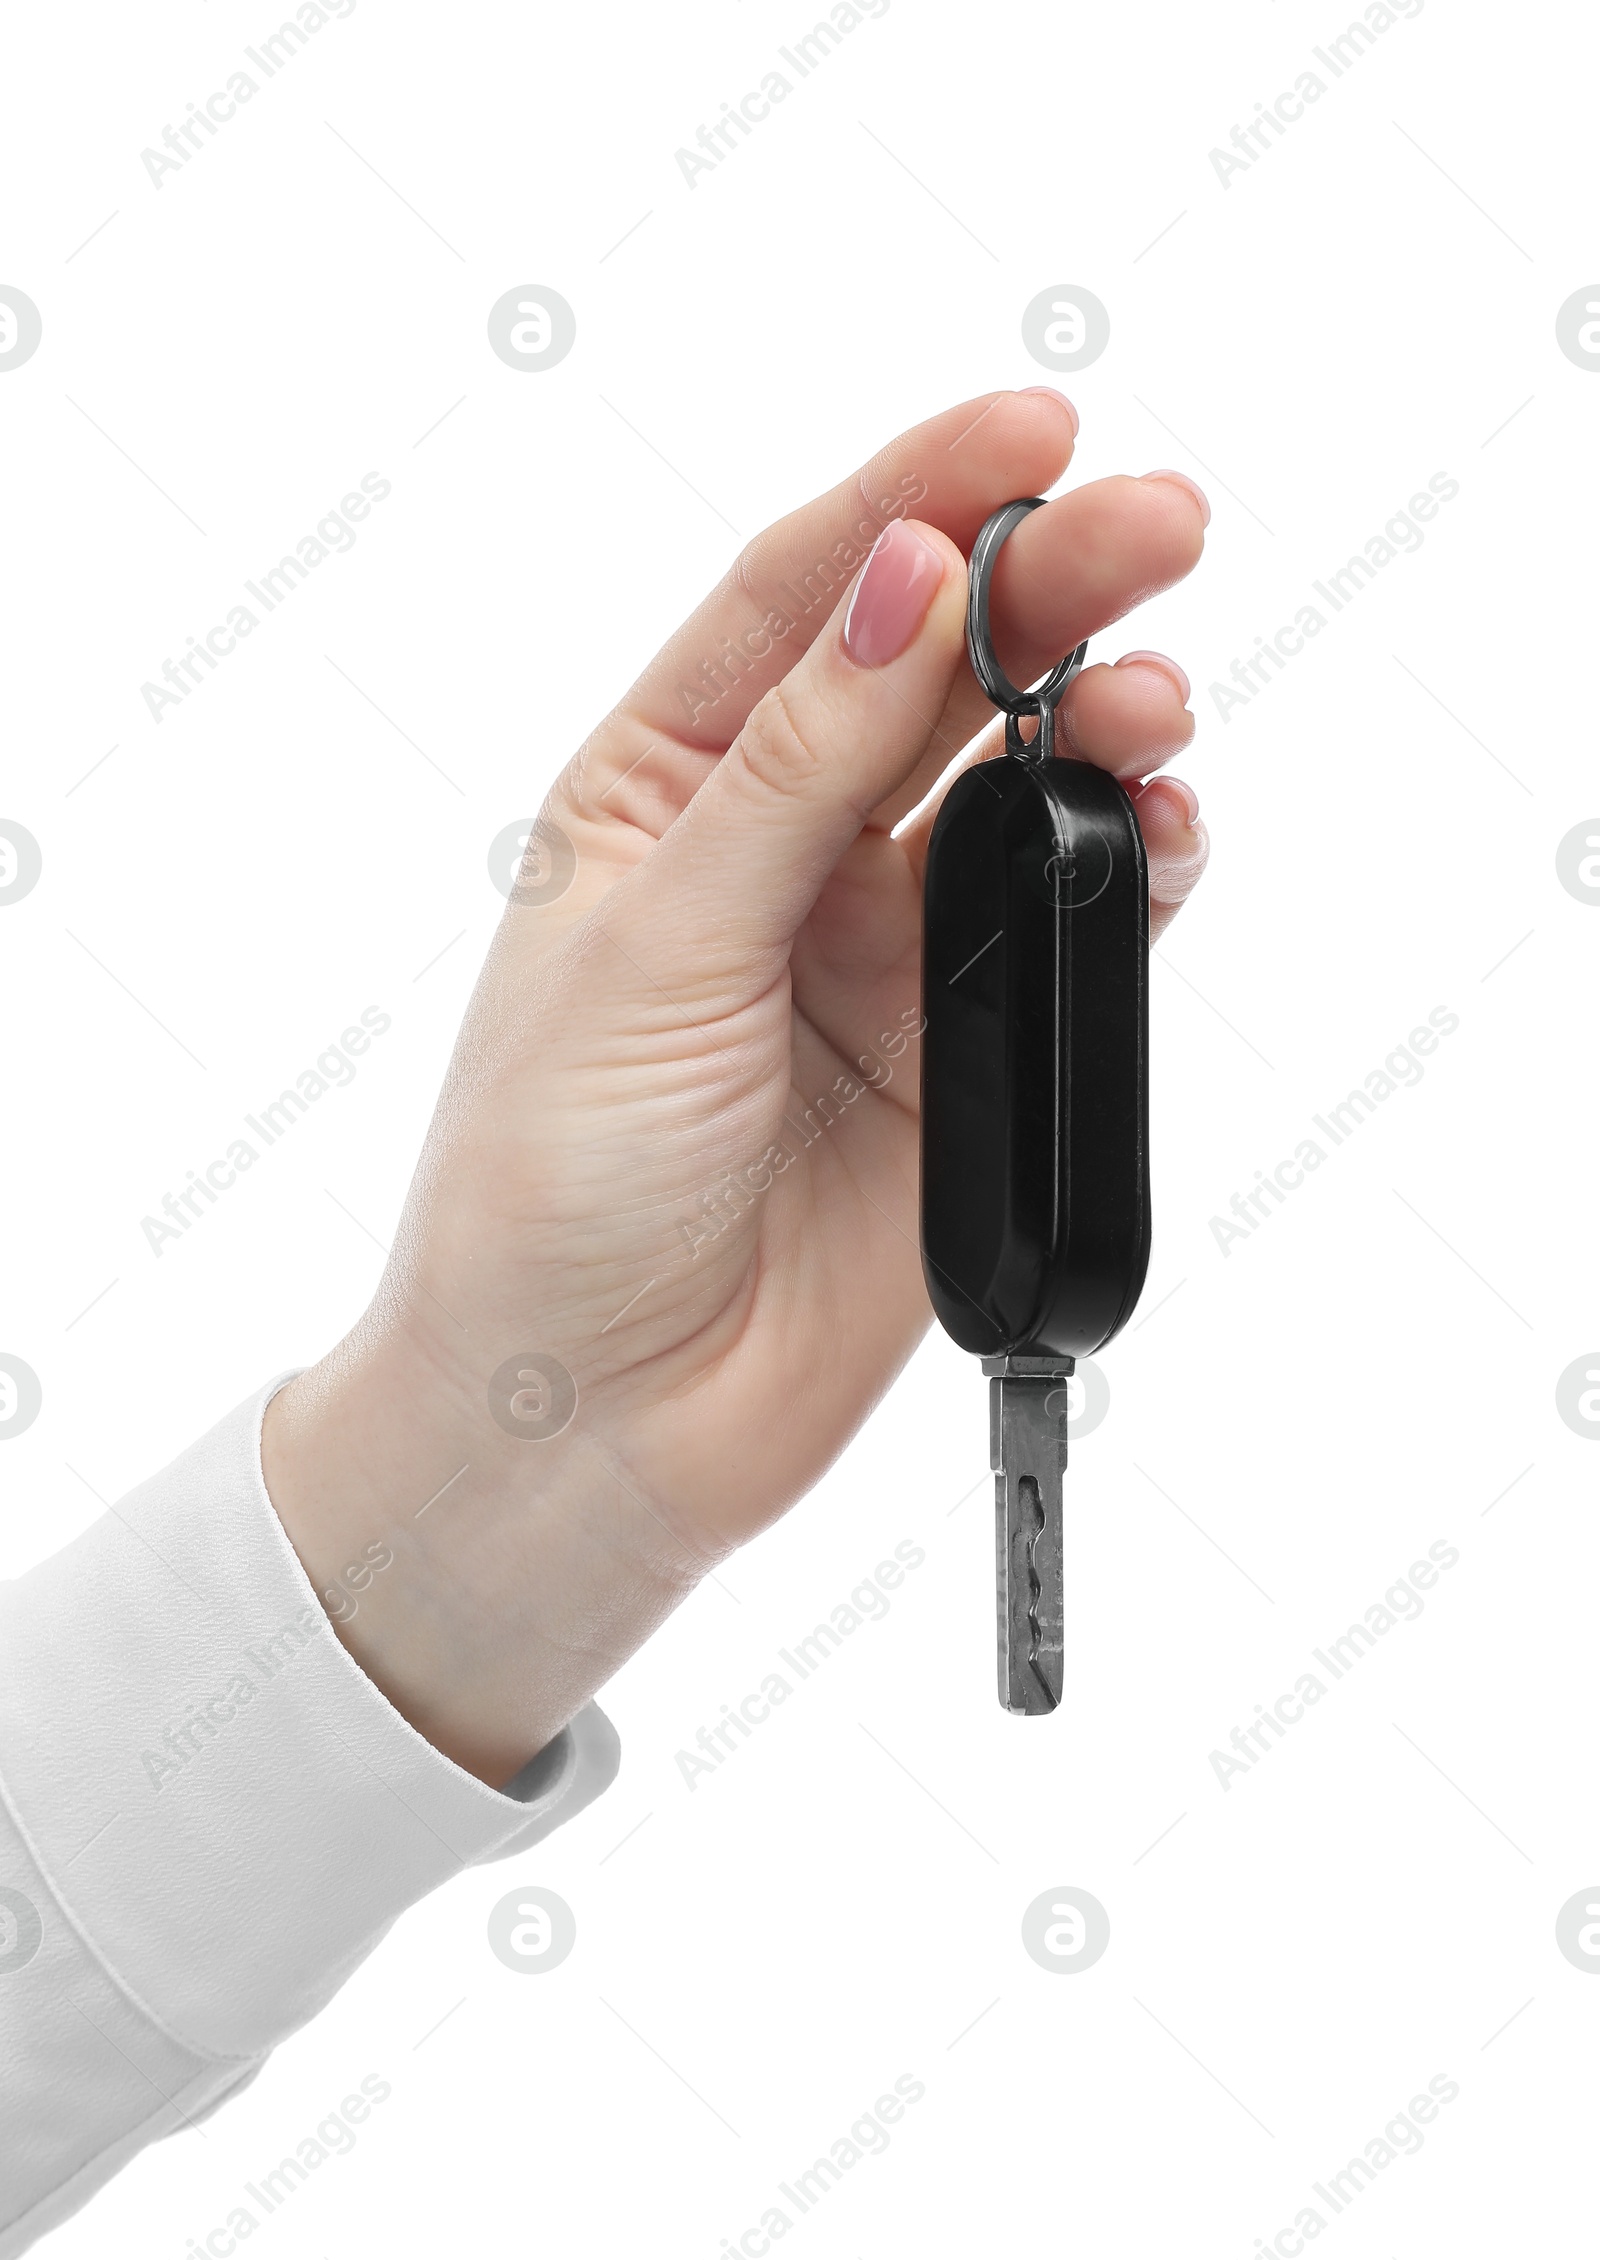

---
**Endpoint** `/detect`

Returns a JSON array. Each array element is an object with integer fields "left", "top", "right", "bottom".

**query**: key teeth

[
  {"left": 1020, "top": 1475, "right": 1047, "bottom": 1678},
  {"left": 1015, "top": 1477, "right": 1055, "bottom": 1712},
  {"left": 992, "top": 1373, "right": 1069, "bottom": 1716}
]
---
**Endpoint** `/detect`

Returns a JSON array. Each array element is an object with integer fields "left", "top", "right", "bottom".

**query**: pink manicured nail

[
  {"left": 1137, "top": 783, "right": 1209, "bottom": 900},
  {"left": 1018, "top": 385, "right": 1079, "bottom": 437},
  {"left": 843, "top": 521, "right": 944, "bottom": 668},
  {"left": 1134, "top": 775, "right": 1202, "bottom": 833},
  {"left": 1166, "top": 778, "right": 1201, "bottom": 828},
  {"left": 1141, "top": 469, "right": 1211, "bottom": 527},
  {"left": 1115, "top": 648, "right": 1192, "bottom": 703}
]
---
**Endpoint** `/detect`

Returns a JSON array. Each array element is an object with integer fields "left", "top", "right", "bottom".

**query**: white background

[{"left": 3, "top": 0, "right": 1597, "bottom": 2252}]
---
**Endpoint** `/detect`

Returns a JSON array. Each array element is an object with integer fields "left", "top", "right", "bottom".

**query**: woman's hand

[{"left": 261, "top": 390, "right": 1209, "bottom": 1784}]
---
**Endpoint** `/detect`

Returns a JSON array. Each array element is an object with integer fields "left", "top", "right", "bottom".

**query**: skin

[{"left": 262, "top": 390, "right": 1211, "bottom": 1786}]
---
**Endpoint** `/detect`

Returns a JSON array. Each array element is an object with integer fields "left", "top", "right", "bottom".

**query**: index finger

[{"left": 567, "top": 389, "right": 1078, "bottom": 805}]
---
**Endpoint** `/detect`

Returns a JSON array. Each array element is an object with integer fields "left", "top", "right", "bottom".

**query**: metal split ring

[{"left": 964, "top": 496, "right": 1088, "bottom": 763}]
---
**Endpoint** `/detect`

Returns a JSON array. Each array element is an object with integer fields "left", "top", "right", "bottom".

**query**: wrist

[{"left": 260, "top": 1313, "right": 704, "bottom": 1785}]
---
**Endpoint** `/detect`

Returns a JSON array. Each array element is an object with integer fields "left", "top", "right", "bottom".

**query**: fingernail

[
  {"left": 1141, "top": 469, "right": 1211, "bottom": 527},
  {"left": 1167, "top": 778, "right": 1201, "bottom": 828},
  {"left": 1115, "top": 648, "right": 1192, "bottom": 703},
  {"left": 844, "top": 520, "right": 944, "bottom": 669},
  {"left": 1018, "top": 385, "right": 1079, "bottom": 437}
]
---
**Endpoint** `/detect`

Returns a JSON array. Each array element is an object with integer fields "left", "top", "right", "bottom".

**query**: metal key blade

[{"left": 986, "top": 1361, "right": 1070, "bottom": 1715}]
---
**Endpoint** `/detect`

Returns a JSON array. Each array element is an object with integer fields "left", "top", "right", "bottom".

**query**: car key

[{"left": 921, "top": 497, "right": 1151, "bottom": 1715}]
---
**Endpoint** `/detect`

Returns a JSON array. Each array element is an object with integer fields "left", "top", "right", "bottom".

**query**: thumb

[{"left": 601, "top": 518, "right": 966, "bottom": 1000}]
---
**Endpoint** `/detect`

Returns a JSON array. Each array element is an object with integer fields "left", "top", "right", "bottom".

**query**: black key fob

[
  {"left": 921, "top": 749, "right": 1150, "bottom": 1359},
  {"left": 919, "top": 496, "right": 1152, "bottom": 1714}
]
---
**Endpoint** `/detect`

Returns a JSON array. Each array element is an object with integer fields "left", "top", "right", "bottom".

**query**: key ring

[{"left": 965, "top": 497, "right": 1088, "bottom": 764}]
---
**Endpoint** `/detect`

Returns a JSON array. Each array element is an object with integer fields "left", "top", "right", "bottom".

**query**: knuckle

[{"left": 734, "top": 679, "right": 826, "bottom": 799}]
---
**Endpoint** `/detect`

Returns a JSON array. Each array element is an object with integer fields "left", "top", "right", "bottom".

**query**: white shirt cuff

[{"left": 0, "top": 1374, "right": 618, "bottom": 2251}]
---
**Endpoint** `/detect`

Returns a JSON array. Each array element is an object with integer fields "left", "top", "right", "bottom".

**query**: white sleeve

[{"left": 0, "top": 1377, "right": 620, "bottom": 2255}]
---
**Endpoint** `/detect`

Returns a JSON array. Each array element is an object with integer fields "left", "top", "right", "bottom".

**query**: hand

[{"left": 262, "top": 390, "right": 1209, "bottom": 1784}]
